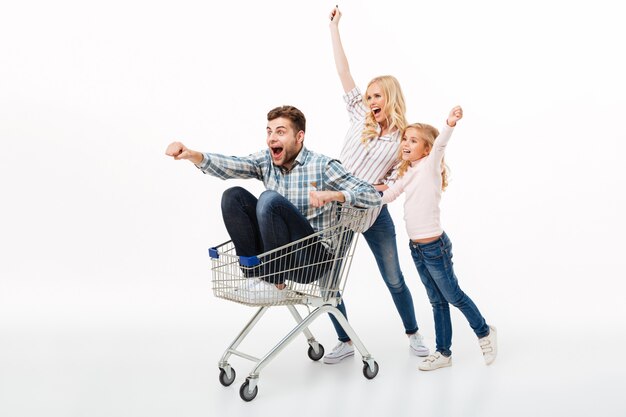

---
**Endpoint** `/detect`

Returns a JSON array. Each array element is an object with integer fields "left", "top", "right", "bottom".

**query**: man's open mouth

[{"left": 271, "top": 146, "right": 283, "bottom": 158}]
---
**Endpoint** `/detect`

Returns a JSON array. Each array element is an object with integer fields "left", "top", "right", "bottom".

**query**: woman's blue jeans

[
  {"left": 409, "top": 231, "right": 489, "bottom": 356},
  {"left": 220, "top": 187, "right": 332, "bottom": 284},
  {"left": 329, "top": 205, "right": 419, "bottom": 342}
]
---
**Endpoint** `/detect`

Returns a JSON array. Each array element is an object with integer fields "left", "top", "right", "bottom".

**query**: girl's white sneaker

[
  {"left": 418, "top": 352, "right": 452, "bottom": 371},
  {"left": 479, "top": 325, "right": 498, "bottom": 365}
]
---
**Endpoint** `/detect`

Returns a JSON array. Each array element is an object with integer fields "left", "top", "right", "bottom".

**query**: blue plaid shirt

[{"left": 197, "top": 146, "right": 381, "bottom": 232}]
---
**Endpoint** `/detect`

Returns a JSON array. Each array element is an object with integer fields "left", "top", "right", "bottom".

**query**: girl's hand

[
  {"left": 329, "top": 6, "right": 341, "bottom": 26},
  {"left": 447, "top": 105, "right": 463, "bottom": 127},
  {"left": 309, "top": 190, "right": 344, "bottom": 207}
]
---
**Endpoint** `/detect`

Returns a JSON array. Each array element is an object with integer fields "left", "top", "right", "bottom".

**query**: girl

[
  {"left": 380, "top": 106, "right": 498, "bottom": 370},
  {"left": 313, "top": 6, "right": 429, "bottom": 364}
]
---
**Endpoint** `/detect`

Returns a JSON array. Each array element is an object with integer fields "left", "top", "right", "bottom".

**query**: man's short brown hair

[{"left": 267, "top": 105, "right": 306, "bottom": 133}]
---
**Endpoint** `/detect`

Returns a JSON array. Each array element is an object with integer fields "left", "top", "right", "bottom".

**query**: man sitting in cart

[{"left": 165, "top": 105, "right": 381, "bottom": 298}]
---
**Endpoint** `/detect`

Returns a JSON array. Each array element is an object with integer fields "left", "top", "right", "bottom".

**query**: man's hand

[
  {"left": 165, "top": 141, "right": 203, "bottom": 164},
  {"left": 447, "top": 106, "right": 463, "bottom": 127},
  {"left": 309, "top": 190, "right": 345, "bottom": 208}
]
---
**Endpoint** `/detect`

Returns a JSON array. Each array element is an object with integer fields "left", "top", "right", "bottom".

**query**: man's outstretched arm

[{"left": 165, "top": 141, "right": 203, "bottom": 165}]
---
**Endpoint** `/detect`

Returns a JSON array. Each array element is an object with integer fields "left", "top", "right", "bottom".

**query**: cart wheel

[
  {"left": 218, "top": 367, "right": 236, "bottom": 387},
  {"left": 362, "top": 361, "right": 379, "bottom": 379},
  {"left": 239, "top": 379, "right": 258, "bottom": 402},
  {"left": 307, "top": 344, "right": 325, "bottom": 361}
]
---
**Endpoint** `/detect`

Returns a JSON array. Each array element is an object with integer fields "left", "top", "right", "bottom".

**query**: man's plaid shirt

[{"left": 197, "top": 146, "right": 381, "bottom": 232}]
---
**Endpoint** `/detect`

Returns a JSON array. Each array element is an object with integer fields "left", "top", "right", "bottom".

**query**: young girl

[
  {"left": 310, "top": 6, "right": 429, "bottom": 364},
  {"left": 380, "top": 106, "right": 498, "bottom": 370}
]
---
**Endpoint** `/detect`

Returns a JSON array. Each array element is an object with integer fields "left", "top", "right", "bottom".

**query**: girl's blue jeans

[{"left": 409, "top": 231, "right": 489, "bottom": 356}]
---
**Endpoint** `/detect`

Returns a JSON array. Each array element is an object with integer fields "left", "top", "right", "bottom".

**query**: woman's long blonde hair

[
  {"left": 360, "top": 75, "right": 407, "bottom": 144},
  {"left": 396, "top": 123, "right": 449, "bottom": 191}
]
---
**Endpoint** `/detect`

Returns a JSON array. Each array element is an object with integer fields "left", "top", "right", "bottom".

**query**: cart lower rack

[{"left": 209, "top": 204, "right": 379, "bottom": 401}]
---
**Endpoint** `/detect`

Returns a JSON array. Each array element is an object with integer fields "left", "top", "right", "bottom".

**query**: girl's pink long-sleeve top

[{"left": 382, "top": 124, "right": 454, "bottom": 240}]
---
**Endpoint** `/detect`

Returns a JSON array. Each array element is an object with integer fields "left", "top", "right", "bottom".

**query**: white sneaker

[
  {"left": 479, "top": 325, "right": 498, "bottom": 365},
  {"left": 323, "top": 341, "right": 355, "bottom": 364},
  {"left": 245, "top": 278, "right": 286, "bottom": 304},
  {"left": 409, "top": 333, "right": 430, "bottom": 357},
  {"left": 418, "top": 352, "right": 452, "bottom": 371}
]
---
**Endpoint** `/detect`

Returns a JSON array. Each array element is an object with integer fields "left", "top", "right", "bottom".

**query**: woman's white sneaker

[
  {"left": 323, "top": 341, "right": 354, "bottom": 364},
  {"left": 418, "top": 352, "right": 452, "bottom": 371},
  {"left": 409, "top": 332, "right": 430, "bottom": 357}
]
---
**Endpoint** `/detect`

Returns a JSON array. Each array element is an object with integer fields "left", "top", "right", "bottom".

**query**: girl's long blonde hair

[
  {"left": 396, "top": 123, "right": 449, "bottom": 191},
  {"left": 360, "top": 75, "right": 407, "bottom": 144}
]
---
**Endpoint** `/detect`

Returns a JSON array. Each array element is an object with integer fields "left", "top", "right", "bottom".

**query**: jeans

[
  {"left": 409, "top": 231, "right": 489, "bottom": 356},
  {"left": 221, "top": 187, "right": 332, "bottom": 284},
  {"left": 329, "top": 205, "right": 418, "bottom": 342}
]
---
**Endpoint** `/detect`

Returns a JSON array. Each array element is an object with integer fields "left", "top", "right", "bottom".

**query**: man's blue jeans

[
  {"left": 220, "top": 186, "right": 332, "bottom": 284},
  {"left": 328, "top": 205, "right": 419, "bottom": 342},
  {"left": 409, "top": 231, "right": 489, "bottom": 356}
]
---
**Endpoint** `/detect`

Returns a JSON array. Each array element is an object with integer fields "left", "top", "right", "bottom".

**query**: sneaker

[
  {"left": 245, "top": 278, "right": 286, "bottom": 304},
  {"left": 478, "top": 325, "right": 498, "bottom": 365},
  {"left": 418, "top": 352, "right": 452, "bottom": 371},
  {"left": 409, "top": 333, "right": 430, "bottom": 357},
  {"left": 323, "top": 341, "right": 355, "bottom": 364}
]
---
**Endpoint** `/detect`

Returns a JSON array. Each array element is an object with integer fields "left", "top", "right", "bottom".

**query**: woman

[{"left": 316, "top": 7, "right": 429, "bottom": 364}]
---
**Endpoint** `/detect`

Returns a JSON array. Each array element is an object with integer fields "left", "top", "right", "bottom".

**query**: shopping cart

[{"left": 208, "top": 203, "right": 379, "bottom": 401}]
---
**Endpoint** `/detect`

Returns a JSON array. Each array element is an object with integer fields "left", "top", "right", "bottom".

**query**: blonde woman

[{"left": 312, "top": 7, "right": 429, "bottom": 364}]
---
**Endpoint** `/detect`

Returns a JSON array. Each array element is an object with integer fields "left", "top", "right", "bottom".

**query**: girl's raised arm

[{"left": 328, "top": 6, "right": 356, "bottom": 93}]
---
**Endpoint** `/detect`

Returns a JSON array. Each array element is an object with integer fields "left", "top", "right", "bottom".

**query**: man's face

[{"left": 266, "top": 117, "right": 304, "bottom": 170}]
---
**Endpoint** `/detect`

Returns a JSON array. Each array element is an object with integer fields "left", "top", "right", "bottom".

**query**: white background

[{"left": 1, "top": 0, "right": 625, "bottom": 416}]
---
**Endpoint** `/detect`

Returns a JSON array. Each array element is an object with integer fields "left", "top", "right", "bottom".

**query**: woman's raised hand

[{"left": 329, "top": 6, "right": 341, "bottom": 25}]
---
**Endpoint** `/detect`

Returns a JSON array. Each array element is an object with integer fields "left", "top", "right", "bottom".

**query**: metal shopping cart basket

[{"left": 208, "top": 203, "right": 379, "bottom": 401}]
